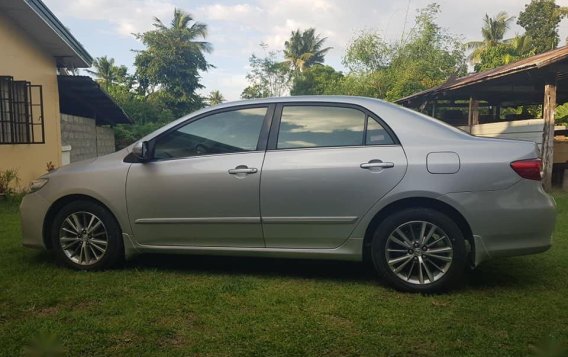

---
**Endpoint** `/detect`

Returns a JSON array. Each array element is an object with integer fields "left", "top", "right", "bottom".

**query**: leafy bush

[
  {"left": 0, "top": 169, "right": 20, "bottom": 198},
  {"left": 113, "top": 122, "right": 167, "bottom": 150}
]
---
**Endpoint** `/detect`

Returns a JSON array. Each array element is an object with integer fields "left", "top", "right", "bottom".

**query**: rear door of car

[{"left": 260, "top": 103, "right": 407, "bottom": 249}]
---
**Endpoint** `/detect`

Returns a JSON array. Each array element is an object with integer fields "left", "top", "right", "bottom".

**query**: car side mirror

[{"left": 132, "top": 141, "right": 150, "bottom": 162}]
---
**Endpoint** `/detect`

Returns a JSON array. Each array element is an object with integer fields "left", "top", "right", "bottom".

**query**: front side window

[
  {"left": 154, "top": 107, "right": 267, "bottom": 159},
  {"left": 277, "top": 106, "right": 366, "bottom": 149}
]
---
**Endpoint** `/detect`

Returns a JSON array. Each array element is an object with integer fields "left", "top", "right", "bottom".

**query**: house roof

[
  {"left": 58, "top": 76, "right": 132, "bottom": 125},
  {"left": 0, "top": 0, "right": 92, "bottom": 68},
  {"left": 396, "top": 45, "right": 568, "bottom": 106}
]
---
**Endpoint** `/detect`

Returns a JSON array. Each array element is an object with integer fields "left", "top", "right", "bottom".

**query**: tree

[
  {"left": 109, "top": 80, "right": 177, "bottom": 149},
  {"left": 241, "top": 84, "right": 268, "bottom": 100},
  {"left": 207, "top": 90, "right": 225, "bottom": 106},
  {"left": 467, "top": 12, "right": 515, "bottom": 64},
  {"left": 383, "top": 4, "right": 466, "bottom": 100},
  {"left": 59, "top": 67, "right": 80, "bottom": 76},
  {"left": 87, "top": 55, "right": 176, "bottom": 149},
  {"left": 556, "top": 102, "right": 568, "bottom": 124},
  {"left": 290, "top": 65, "right": 344, "bottom": 95},
  {"left": 332, "top": 4, "right": 466, "bottom": 101},
  {"left": 241, "top": 46, "right": 291, "bottom": 99},
  {"left": 86, "top": 56, "right": 130, "bottom": 90},
  {"left": 134, "top": 8, "right": 212, "bottom": 117},
  {"left": 474, "top": 35, "right": 534, "bottom": 72},
  {"left": 518, "top": 0, "right": 568, "bottom": 54},
  {"left": 343, "top": 31, "right": 391, "bottom": 73},
  {"left": 283, "top": 29, "right": 332, "bottom": 72}
]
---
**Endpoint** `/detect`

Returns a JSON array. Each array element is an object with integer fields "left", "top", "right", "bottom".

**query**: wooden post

[
  {"left": 495, "top": 104, "right": 501, "bottom": 121},
  {"left": 468, "top": 97, "right": 479, "bottom": 133},
  {"left": 542, "top": 80, "right": 557, "bottom": 191},
  {"left": 431, "top": 100, "right": 437, "bottom": 118},
  {"left": 418, "top": 100, "right": 429, "bottom": 114}
]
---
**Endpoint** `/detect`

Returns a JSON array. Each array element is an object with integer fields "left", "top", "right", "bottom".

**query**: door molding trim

[
  {"left": 135, "top": 217, "right": 261, "bottom": 224},
  {"left": 262, "top": 216, "right": 358, "bottom": 224},
  {"left": 135, "top": 217, "right": 358, "bottom": 224}
]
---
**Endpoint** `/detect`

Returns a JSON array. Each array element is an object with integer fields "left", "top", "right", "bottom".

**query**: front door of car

[
  {"left": 126, "top": 106, "right": 272, "bottom": 247},
  {"left": 260, "top": 104, "right": 407, "bottom": 249}
]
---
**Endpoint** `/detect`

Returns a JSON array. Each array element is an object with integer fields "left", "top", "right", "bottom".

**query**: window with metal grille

[{"left": 0, "top": 76, "right": 45, "bottom": 144}]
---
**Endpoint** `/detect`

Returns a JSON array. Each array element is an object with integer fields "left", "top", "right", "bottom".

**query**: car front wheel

[
  {"left": 50, "top": 200, "right": 123, "bottom": 270},
  {"left": 371, "top": 208, "right": 467, "bottom": 293}
]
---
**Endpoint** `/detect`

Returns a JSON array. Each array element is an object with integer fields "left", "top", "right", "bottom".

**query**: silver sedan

[{"left": 20, "top": 96, "right": 556, "bottom": 292}]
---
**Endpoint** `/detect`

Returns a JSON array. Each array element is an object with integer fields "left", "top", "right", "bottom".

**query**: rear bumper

[
  {"left": 443, "top": 180, "right": 555, "bottom": 266},
  {"left": 20, "top": 191, "right": 51, "bottom": 250}
]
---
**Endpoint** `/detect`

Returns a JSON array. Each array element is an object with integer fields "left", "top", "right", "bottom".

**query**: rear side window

[
  {"left": 366, "top": 117, "right": 395, "bottom": 145},
  {"left": 276, "top": 105, "right": 395, "bottom": 149},
  {"left": 277, "top": 106, "right": 365, "bottom": 149}
]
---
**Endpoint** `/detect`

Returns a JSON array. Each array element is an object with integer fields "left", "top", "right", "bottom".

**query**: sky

[{"left": 43, "top": 0, "right": 568, "bottom": 101}]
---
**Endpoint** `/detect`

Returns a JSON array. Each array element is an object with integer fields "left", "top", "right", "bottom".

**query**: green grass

[{"left": 1, "top": 195, "right": 567, "bottom": 357}]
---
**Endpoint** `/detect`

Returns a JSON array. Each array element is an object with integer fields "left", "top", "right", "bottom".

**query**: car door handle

[
  {"left": 360, "top": 161, "right": 395, "bottom": 169},
  {"left": 228, "top": 166, "right": 258, "bottom": 175}
]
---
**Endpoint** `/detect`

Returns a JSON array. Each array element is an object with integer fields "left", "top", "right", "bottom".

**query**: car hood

[{"left": 47, "top": 149, "right": 130, "bottom": 178}]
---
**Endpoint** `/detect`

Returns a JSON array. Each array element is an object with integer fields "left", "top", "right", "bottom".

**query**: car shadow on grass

[
  {"left": 27, "top": 249, "right": 548, "bottom": 292},
  {"left": 123, "top": 253, "right": 547, "bottom": 291},
  {"left": 126, "top": 253, "right": 378, "bottom": 283}
]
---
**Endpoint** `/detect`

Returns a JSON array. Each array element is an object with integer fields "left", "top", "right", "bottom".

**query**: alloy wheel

[
  {"left": 384, "top": 220, "right": 453, "bottom": 285},
  {"left": 58, "top": 211, "right": 108, "bottom": 265}
]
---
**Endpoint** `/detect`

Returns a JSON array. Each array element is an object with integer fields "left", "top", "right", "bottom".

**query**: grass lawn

[{"left": 1, "top": 194, "right": 567, "bottom": 356}]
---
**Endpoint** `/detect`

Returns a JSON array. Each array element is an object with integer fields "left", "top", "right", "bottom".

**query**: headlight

[{"left": 29, "top": 178, "right": 48, "bottom": 193}]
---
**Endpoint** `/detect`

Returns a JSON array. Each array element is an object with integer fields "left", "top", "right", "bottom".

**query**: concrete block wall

[
  {"left": 96, "top": 126, "right": 116, "bottom": 156},
  {"left": 60, "top": 114, "right": 116, "bottom": 163}
]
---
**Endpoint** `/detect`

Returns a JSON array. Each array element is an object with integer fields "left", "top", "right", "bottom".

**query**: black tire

[
  {"left": 371, "top": 208, "right": 466, "bottom": 293},
  {"left": 50, "top": 200, "right": 124, "bottom": 270}
]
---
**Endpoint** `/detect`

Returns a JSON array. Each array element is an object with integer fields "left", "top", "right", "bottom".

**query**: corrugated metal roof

[
  {"left": 58, "top": 76, "right": 132, "bottom": 125},
  {"left": 396, "top": 45, "right": 568, "bottom": 103}
]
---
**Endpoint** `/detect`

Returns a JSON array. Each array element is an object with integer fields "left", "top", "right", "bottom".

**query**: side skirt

[{"left": 122, "top": 234, "right": 363, "bottom": 262}]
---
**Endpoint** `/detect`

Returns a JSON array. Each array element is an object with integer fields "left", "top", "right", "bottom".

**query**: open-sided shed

[
  {"left": 396, "top": 45, "right": 568, "bottom": 190},
  {"left": 57, "top": 75, "right": 131, "bottom": 163}
]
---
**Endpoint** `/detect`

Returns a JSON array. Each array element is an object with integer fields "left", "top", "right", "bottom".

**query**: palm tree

[
  {"left": 505, "top": 35, "right": 534, "bottom": 63},
  {"left": 283, "top": 28, "right": 332, "bottom": 72},
  {"left": 58, "top": 67, "right": 80, "bottom": 76},
  {"left": 86, "top": 56, "right": 118, "bottom": 90},
  {"left": 153, "top": 8, "right": 212, "bottom": 54},
  {"left": 467, "top": 12, "right": 515, "bottom": 64},
  {"left": 207, "top": 90, "right": 225, "bottom": 106},
  {"left": 86, "top": 56, "right": 132, "bottom": 89}
]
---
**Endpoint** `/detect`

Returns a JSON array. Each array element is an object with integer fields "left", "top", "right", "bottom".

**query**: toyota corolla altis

[{"left": 20, "top": 96, "right": 555, "bottom": 292}]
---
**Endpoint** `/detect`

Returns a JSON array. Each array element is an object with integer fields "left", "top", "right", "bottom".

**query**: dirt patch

[{"left": 33, "top": 306, "right": 61, "bottom": 317}]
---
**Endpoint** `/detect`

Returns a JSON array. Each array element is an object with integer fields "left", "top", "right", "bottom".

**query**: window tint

[
  {"left": 154, "top": 107, "right": 266, "bottom": 159},
  {"left": 366, "top": 117, "right": 395, "bottom": 145},
  {"left": 277, "top": 106, "right": 365, "bottom": 149}
]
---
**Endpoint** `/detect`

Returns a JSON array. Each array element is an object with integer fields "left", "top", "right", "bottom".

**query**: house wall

[
  {"left": 60, "top": 114, "right": 116, "bottom": 162},
  {"left": 0, "top": 13, "right": 61, "bottom": 188}
]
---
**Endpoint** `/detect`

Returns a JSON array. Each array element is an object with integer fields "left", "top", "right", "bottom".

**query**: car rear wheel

[
  {"left": 50, "top": 200, "right": 123, "bottom": 270},
  {"left": 371, "top": 208, "right": 466, "bottom": 293}
]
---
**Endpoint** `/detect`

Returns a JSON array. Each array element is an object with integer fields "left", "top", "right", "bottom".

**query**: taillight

[{"left": 510, "top": 159, "right": 542, "bottom": 181}]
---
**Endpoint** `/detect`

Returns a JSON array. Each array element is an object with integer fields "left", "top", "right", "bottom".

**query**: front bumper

[
  {"left": 443, "top": 180, "right": 555, "bottom": 266},
  {"left": 20, "top": 191, "right": 51, "bottom": 250}
]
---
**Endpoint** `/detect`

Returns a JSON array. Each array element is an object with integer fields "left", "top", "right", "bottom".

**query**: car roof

[{"left": 213, "top": 95, "right": 388, "bottom": 109}]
